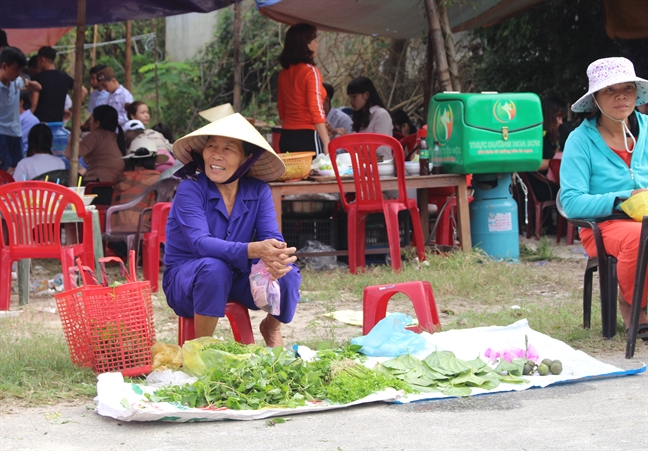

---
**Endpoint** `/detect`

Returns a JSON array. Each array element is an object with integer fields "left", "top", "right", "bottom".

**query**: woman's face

[
  {"left": 307, "top": 36, "right": 319, "bottom": 58},
  {"left": 348, "top": 91, "right": 369, "bottom": 111},
  {"left": 89, "top": 116, "right": 101, "bottom": 132},
  {"left": 594, "top": 82, "right": 637, "bottom": 120},
  {"left": 202, "top": 136, "right": 247, "bottom": 184},
  {"left": 134, "top": 104, "right": 150, "bottom": 126}
]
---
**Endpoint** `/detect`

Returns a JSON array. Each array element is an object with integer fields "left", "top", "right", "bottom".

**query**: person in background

[
  {"left": 560, "top": 57, "right": 648, "bottom": 331},
  {"left": 152, "top": 122, "right": 175, "bottom": 144},
  {"left": 26, "top": 55, "right": 39, "bottom": 78},
  {"left": 277, "top": 23, "right": 329, "bottom": 155},
  {"left": 80, "top": 64, "right": 108, "bottom": 132},
  {"left": 391, "top": 108, "right": 418, "bottom": 137},
  {"left": 637, "top": 103, "right": 648, "bottom": 115},
  {"left": 322, "top": 82, "right": 352, "bottom": 140},
  {"left": 525, "top": 96, "right": 566, "bottom": 203},
  {"left": 31, "top": 46, "right": 86, "bottom": 123},
  {"left": 13, "top": 123, "right": 65, "bottom": 180},
  {"left": 123, "top": 103, "right": 175, "bottom": 171},
  {"left": 19, "top": 90, "right": 39, "bottom": 156},
  {"left": 96, "top": 67, "right": 133, "bottom": 127},
  {"left": 109, "top": 136, "right": 168, "bottom": 237},
  {"left": 346, "top": 76, "right": 394, "bottom": 160},
  {"left": 66, "top": 105, "right": 125, "bottom": 203},
  {"left": 1, "top": 46, "right": 40, "bottom": 172}
]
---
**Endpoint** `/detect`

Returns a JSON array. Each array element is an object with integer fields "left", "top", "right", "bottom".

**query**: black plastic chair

[
  {"left": 626, "top": 215, "right": 648, "bottom": 358},
  {"left": 33, "top": 169, "right": 69, "bottom": 186},
  {"left": 556, "top": 191, "right": 618, "bottom": 338}
]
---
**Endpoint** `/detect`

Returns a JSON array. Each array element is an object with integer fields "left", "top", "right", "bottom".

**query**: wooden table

[{"left": 269, "top": 174, "right": 472, "bottom": 253}]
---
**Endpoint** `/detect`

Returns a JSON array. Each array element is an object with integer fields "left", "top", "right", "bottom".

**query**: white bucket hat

[
  {"left": 125, "top": 136, "right": 169, "bottom": 164},
  {"left": 123, "top": 119, "right": 145, "bottom": 131},
  {"left": 198, "top": 103, "right": 236, "bottom": 123},
  {"left": 571, "top": 57, "right": 648, "bottom": 113},
  {"left": 172, "top": 113, "right": 285, "bottom": 182}
]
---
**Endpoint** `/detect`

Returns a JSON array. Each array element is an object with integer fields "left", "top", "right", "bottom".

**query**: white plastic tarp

[{"left": 94, "top": 319, "right": 646, "bottom": 422}]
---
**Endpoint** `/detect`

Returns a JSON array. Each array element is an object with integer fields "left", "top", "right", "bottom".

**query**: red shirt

[{"left": 277, "top": 63, "right": 327, "bottom": 130}]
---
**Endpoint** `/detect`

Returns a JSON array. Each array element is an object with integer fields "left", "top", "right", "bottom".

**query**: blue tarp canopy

[
  {"left": 0, "top": 0, "right": 235, "bottom": 28},
  {"left": 256, "top": 0, "right": 542, "bottom": 40}
]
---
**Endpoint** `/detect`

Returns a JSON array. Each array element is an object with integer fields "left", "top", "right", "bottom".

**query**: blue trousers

[
  {"left": 0, "top": 134, "right": 22, "bottom": 171},
  {"left": 163, "top": 257, "right": 301, "bottom": 324}
]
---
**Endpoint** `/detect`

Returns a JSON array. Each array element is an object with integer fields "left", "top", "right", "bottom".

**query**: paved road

[{"left": 1, "top": 348, "right": 646, "bottom": 451}]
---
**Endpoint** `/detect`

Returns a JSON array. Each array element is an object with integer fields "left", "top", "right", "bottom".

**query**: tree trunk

[
  {"left": 233, "top": 0, "right": 243, "bottom": 112},
  {"left": 438, "top": 0, "right": 461, "bottom": 92},
  {"left": 68, "top": 0, "right": 86, "bottom": 187},
  {"left": 386, "top": 39, "right": 408, "bottom": 109},
  {"left": 125, "top": 21, "right": 132, "bottom": 92},
  {"left": 424, "top": 0, "right": 452, "bottom": 93}
]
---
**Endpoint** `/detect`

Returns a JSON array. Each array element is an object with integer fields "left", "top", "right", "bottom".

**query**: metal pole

[
  {"left": 68, "top": 0, "right": 86, "bottom": 187},
  {"left": 152, "top": 19, "right": 160, "bottom": 121}
]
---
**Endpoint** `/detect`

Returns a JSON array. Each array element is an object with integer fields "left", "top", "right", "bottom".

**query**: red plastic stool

[
  {"left": 178, "top": 302, "right": 256, "bottom": 346},
  {"left": 362, "top": 281, "right": 441, "bottom": 335}
]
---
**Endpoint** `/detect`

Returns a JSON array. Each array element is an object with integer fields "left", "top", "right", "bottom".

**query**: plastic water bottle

[
  {"left": 46, "top": 122, "right": 70, "bottom": 168},
  {"left": 419, "top": 137, "right": 430, "bottom": 175},
  {"left": 432, "top": 141, "right": 443, "bottom": 174}
]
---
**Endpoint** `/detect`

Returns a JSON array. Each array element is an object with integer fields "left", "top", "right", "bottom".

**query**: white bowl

[
  {"left": 317, "top": 169, "right": 334, "bottom": 177},
  {"left": 377, "top": 161, "right": 395, "bottom": 177},
  {"left": 404, "top": 161, "right": 420, "bottom": 176},
  {"left": 67, "top": 186, "right": 85, "bottom": 197}
]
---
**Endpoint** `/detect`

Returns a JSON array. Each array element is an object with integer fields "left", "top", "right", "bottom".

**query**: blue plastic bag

[{"left": 351, "top": 313, "right": 427, "bottom": 357}]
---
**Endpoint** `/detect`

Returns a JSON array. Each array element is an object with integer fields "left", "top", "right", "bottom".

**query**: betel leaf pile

[{"left": 378, "top": 351, "right": 528, "bottom": 397}]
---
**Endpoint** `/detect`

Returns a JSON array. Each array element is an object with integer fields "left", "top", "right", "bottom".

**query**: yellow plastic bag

[
  {"left": 620, "top": 191, "right": 648, "bottom": 221},
  {"left": 181, "top": 337, "right": 262, "bottom": 376},
  {"left": 151, "top": 342, "right": 184, "bottom": 372}
]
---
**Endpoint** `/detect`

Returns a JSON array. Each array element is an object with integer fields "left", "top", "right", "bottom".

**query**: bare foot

[
  {"left": 618, "top": 295, "right": 648, "bottom": 328},
  {"left": 260, "top": 315, "right": 284, "bottom": 348}
]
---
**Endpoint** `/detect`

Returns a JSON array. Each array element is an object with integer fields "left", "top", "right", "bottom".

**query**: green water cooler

[{"left": 428, "top": 92, "right": 543, "bottom": 260}]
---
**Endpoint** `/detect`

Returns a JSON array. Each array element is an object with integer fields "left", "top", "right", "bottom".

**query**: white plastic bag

[{"left": 249, "top": 260, "right": 281, "bottom": 315}]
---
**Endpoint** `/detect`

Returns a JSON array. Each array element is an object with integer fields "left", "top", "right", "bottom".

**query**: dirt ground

[{"left": 4, "top": 235, "right": 591, "bottom": 348}]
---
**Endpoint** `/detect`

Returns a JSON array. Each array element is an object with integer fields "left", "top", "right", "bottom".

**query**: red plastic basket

[
  {"left": 54, "top": 279, "right": 93, "bottom": 368},
  {"left": 54, "top": 252, "right": 155, "bottom": 377}
]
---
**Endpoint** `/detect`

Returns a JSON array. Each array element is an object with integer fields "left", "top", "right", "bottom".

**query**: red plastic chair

[
  {"left": 177, "top": 302, "right": 255, "bottom": 346},
  {"left": 362, "top": 281, "right": 441, "bottom": 335},
  {"left": 0, "top": 170, "right": 15, "bottom": 185},
  {"left": 0, "top": 181, "right": 95, "bottom": 310},
  {"left": 518, "top": 172, "right": 567, "bottom": 240},
  {"left": 330, "top": 133, "right": 426, "bottom": 274},
  {"left": 399, "top": 133, "right": 420, "bottom": 159},
  {"left": 140, "top": 202, "right": 171, "bottom": 292}
]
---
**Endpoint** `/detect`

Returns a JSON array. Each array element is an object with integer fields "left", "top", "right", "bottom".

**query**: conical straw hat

[
  {"left": 198, "top": 103, "right": 236, "bottom": 122},
  {"left": 173, "top": 113, "right": 285, "bottom": 182}
]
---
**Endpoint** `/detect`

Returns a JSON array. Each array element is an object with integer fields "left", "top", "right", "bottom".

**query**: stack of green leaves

[
  {"left": 146, "top": 344, "right": 409, "bottom": 410},
  {"left": 378, "top": 350, "right": 528, "bottom": 397}
]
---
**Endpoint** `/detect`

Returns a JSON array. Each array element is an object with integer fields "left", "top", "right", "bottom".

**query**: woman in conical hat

[
  {"left": 163, "top": 113, "right": 301, "bottom": 347},
  {"left": 560, "top": 57, "right": 648, "bottom": 332}
]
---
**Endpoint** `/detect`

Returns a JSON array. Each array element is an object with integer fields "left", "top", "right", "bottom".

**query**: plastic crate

[
  {"left": 282, "top": 218, "right": 338, "bottom": 250},
  {"left": 338, "top": 211, "right": 412, "bottom": 250}
]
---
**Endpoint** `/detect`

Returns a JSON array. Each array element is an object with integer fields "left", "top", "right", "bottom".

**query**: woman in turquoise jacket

[{"left": 560, "top": 57, "right": 648, "bottom": 332}]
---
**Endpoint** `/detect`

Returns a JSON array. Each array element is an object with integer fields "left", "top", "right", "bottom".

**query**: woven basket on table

[{"left": 275, "top": 152, "right": 315, "bottom": 182}]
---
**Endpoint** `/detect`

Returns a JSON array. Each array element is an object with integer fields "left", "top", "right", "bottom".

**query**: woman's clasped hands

[{"left": 248, "top": 239, "right": 297, "bottom": 281}]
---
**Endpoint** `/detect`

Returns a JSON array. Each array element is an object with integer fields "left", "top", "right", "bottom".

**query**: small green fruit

[
  {"left": 523, "top": 363, "right": 533, "bottom": 375},
  {"left": 550, "top": 361, "right": 563, "bottom": 375},
  {"left": 537, "top": 363, "right": 550, "bottom": 376},
  {"left": 541, "top": 359, "right": 553, "bottom": 367}
]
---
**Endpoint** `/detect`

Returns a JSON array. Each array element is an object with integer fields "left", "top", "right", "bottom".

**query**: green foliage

[
  {"left": 148, "top": 343, "right": 406, "bottom": 409},
  {"left": 468, "top": 0, "right": 648, "bottom": 103}
]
